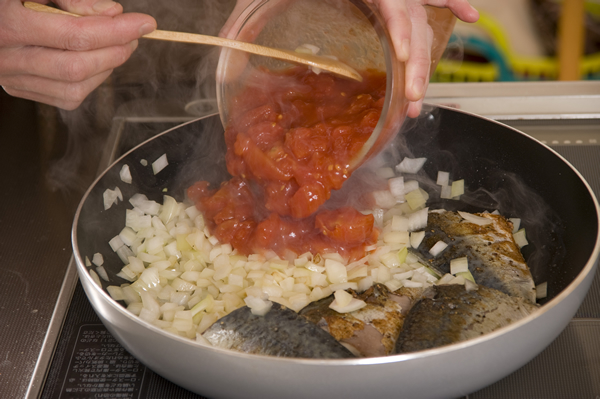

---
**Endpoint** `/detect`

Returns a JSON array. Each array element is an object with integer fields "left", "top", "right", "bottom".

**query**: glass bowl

[{"left": 216, "top": 0, "right": 408, "bottom": 169}]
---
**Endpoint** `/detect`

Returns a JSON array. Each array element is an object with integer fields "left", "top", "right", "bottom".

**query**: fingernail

[
  {"left": 93, "top": 1, "right": 118, "bottom": 13},
  {"left": 130, "top": 40, "right": 139, "bottom": 51},
  {"left": 411, "top": 78, "right": 425, "bottom": 99},
  {"left": 399, "top": 39, "right": 410, "bottom": 62},
  {"left": 139, "top": 23, "right": 156, "bottom": 36}
]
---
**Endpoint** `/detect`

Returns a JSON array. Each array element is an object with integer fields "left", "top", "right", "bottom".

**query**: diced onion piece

[
  {"left": 329, "top": 297, "right": 367, "bottom": 313},
  {"left": 450, "top": 257, "right": 469, "bottom": 274},
  {"left": 436, "top": 273, "right": 454, "bottom": 285},
  {"left": 244, "top": 296, "right": 273, "bottom": 316},
  {"left": 152, "top": 154, "right": 168, "bottom": 175},
  {"left": 403, "top": 280, "right": 423, "bottom": 288},
  {"left": 391, "top": 215, "right": 408, "bottom": 232},
  {"left": 107, "top": 285, "right": 125, "bottom": 301},
  {"left": 410, "top": 231, "right": 425, "bottom": 248},
  {"left": 388, "top": 177, "right": 405, "bottom": 201},
  {"left": 333, "top": 290, "right": 353, "bottom": 308},
  {"left": 429, "top": 241, "right": 448, "bottom": 257},
  {"left": 440, "top": 184, "right": 453, "bottom": 199},
  {"left": 456, "top": 271, "right": 475, "bottom": 283},
  {"left": 396, "top": 157, "right": 427, "bottom": 174},
  {"left": 96, "top": 266, "right": 109, "bottom": 281},
  {"left": 372, "top": 190, "right": 396, "bottom": 209},
  {"left": 383, "top": 231, "right": 409, "bottom": 245},
  {"left": 513, "top": 228, "right": 528, "bottom": 248},
  {"left": 325, "top": 259, "right": 347, "bottom": 284},
  {"left": 376, "top": 167, "right": 396, "bottom": 179},
  {"left": 407, "top": 208, "right": 428, "bottom": 231},
  {"left": 464, "top": 278, "right": 478, "bottom": 291},
  {"left": 109, "top": 235, "right": 124, "bottom": 251},
  {"left": 509, "top": 218, "right": 521, "bottom": 233},
  {"left": 92, "top": 252, "right": 104, "bottom": 267},
  {"left": 103, "top": 188, "right": 120, "bottom": 210},
  {"left": 436, "top": 171, "right": 450, "bottom": 186},
  {"left": 120, "top": 164, "right": 132, "bottom": 183},
  {"left": 159, "top": 195, "right": 179, "bottom": 225},
  {"left": 403, "top": 180, "right": 419, "bottom": 194},
  {"left": 451, "top": 179, "right": 465, "bottom": 198},
  {"left": 458, "top": 211, "right": 493, "bottom": 226},
  {"left": 405, "top": 189, "right": 427, "bottom": 210},
  {"left": 89, "top": 269, "right": 102, "bottom": 286},
  {"left": 536, "top": 282, "right": 548, "bottom": 299}
]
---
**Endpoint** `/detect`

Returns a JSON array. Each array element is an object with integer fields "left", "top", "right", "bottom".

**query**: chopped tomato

[{"left": 188, "top": 67, "right": 386, "bottom": 260}]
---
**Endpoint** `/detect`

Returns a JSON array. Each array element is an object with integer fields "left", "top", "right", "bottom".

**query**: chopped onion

[
  {"left": 407, "top": 208, "right": 428, "bottom": 231},
  {"left": 509, "top": 218, "right": 521, "bottom": 233},
  {"left": 396, "top": 157, "right": 427, "bottom": 174},
  {"left": 152, "top": 154, "right": 168, "bottom": 175},
  {"left": 103, "top": 188, "right": 121, "bottom": 210},
  {"left": 372, "top": 190, "right": 397, "bottom": 209},
  {"left": 244, "top": 296, "right": 273, "bottom": 316},
  {"left": 329, "top": 297, "right": 367, "bottom": 313},
  {"left": 388, "top": 177, "right": 405, "bottom": 201},
  {"left": 429, "top": 241, "right": 448, "bottom": 257},
  {"left": 440, "top": 184, "right": 453, "bottom": 199},
  {"left": 333, "top": 290, "right": 353, "bottom": 308},
  {"left": 92, "top": 252, "right": 104, "bottom": 266},
  {"left": 410, "top": 231, "right": 425, "bottom": 248},
  {"left": 405, "top": 189, "right": 427, "bottom": 210},
  {"left": 536, "top": 282, "right": 548, "bottom": 299},
  {"left": 96, "top": 265, "right": 109, "bottom": 281},
  {"left": 89, "top": 269, "right": 101, "bottom": 286},
  {"left": 325, "top": 259, "right": 347, "bottom": 284},
  {"left": 450, "top": 257, "right": 469, "bottom": 274},
  {"left": 451, "top": 179, "right": 465, "bottom": 198},
  {"left": 376, "top": 167, "right": 396, "bottom": 179},
  {"left": 403, "top": 180, "right": 419, "bottom": 194},
  {"left": 436, "top": 171, "right": 450, "bottom": 186},
  {"left": 513, "top": 228, "right": 528, "bottom": 248},
  {"left": 120, "top": 164, "right": 132, "bottom": 183},
  {"left": 458, "top": 211, "right": 493, "bottom": 226}
]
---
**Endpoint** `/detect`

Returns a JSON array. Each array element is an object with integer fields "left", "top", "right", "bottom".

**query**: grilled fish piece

[
  {"left": 395, "top": 284, "right": 538, "bottom": 353},
  {"left": 411, "top": 210, "right": 536, "bottom": 303},
  {"left": 202, "top": 303, "right": 355, "bottom": 358},
  {"left": 300, "top": 284, "right": 404, "bottom": 357}
]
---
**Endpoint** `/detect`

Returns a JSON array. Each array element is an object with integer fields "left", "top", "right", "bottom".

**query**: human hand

[
  {"left": 367, "top": 0, "right": 479, "bottom": 117},
  {"left": 0, "top": 0, "right": 156, "bottom": 110},
  {"left": 222, "top": 0, "right": 478, "bottom": 119}
]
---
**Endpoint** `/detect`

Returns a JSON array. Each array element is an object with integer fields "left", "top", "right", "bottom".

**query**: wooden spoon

[{"left": 23, "top": 1, "right": 362, "bottom": 82}]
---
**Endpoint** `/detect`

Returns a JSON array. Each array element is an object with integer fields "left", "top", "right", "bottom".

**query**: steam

[{"left": 46, "top": 0, "right": 237, "bottom": 194}]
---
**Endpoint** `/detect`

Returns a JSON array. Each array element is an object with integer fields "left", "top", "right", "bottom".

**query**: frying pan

[{"left": 72, "top": 105, "right": 600, "bottom": 399}]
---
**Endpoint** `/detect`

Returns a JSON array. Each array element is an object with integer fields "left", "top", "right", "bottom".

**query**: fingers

[
  {"left": 2, "top": 69, "right": 112, "bottom": 110},
  {"left": 404, "top": 0, "right": 433, "bottom": 102},
  {"left": 53, "top": 0, "right": 124, "bottom": 17},
  {"left": 366, "top": 0, "right": 412, "bottom": 61},
  {"left": 424, "top": 0, "right": 479, "bottom": 22},
  {"left": 16, "top": 10, "right": 156, "bottom": 51},
  {"left": 0, "top": 40, "right": 137, "bottom": 81}
]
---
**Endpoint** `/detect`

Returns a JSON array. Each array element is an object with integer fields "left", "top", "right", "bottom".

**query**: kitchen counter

[{"left": 0, "top": 91, "right": 87, "bottom": 398}]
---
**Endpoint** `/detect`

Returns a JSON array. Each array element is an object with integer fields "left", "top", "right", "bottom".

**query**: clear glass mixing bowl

[{"left": 216, "top": 0, "right": 408, "bottom": 169}]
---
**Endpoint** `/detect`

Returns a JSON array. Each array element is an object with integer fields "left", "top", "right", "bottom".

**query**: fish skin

[
  {"left": 410, "top": 210, "right": 537, "bottom": 303},
  {"left": 202, "top": 303, "right": 355, "bottom": 358},
  {"left": 300, "top": 284, "right": 404, "bottom": 357},
  {"left": 395, "top": 284, "right": 538, "bottom": 353}
]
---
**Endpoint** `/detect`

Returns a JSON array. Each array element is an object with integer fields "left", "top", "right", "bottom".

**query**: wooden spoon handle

[{"left": 23, "top": 1, "right": 362, "bottom": 82}]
